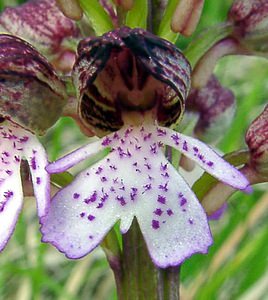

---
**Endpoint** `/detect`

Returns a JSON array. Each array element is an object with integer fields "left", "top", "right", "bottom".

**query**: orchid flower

[
  {"left": 0, "top": 33, "right": 66, "bottom": 251},
  {"left": 41, "top": 28, "right": 251, "bottom": 268}
]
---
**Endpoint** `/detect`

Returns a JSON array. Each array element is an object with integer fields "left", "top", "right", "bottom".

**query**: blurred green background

[{"left": 0, "top": 1, "right": 267, "bottom": 299}]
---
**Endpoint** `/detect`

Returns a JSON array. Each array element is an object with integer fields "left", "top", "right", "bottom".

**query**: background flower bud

[
  {"left": 186, "top": 75, "right": 236, "bottom": 144},
  {"left": 56, "top": 0, "right": 83, "bottom": 21},
  {"left": 245, "top": 105, "right": 268, "bottom": 175},
  {"left": 112, "top": 0, "right": 134, "bottom": 11},
  {"left": 228, "top": 0, "right": 268, "bottom": 54},
  {"left": 0, "top": 35, "right": 67, "bottom": 134}
]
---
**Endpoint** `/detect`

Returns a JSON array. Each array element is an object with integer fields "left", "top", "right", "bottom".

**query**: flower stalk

[{"left": 109, "top": 219, "right": 181, "bottom": 300}]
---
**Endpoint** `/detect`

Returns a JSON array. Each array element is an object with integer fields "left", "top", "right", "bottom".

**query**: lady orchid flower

[
  {"left": 0, "top": 33, "right": 66, "bottom": 251},
  {"left": 41, "top": 28, "right": 251, "bottom": 268}
]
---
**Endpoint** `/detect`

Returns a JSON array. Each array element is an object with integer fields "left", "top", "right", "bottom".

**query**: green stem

[
  {"left": 110, "top": 219, "right": 180, "bottom": 300},
  {"left": 184, "top": 22, "right": 233, "bottom": 67},
  {"left": 157, "top": 267, "right": 180, "bottom": 300}
]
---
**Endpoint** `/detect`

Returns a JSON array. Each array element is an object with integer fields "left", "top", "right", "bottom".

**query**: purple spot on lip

[
  {"left": 80, "top": 212, "right": 85, "bottom": 218},
  {"left": 125, "top": 128, "right": 133, "bottom": 137},
  {"left": 36, "top": 177, "right": 41, "bottom": 184},
  {"left": 113, "top": 132, "right": 120, "bottom": 140},
  {"left": 189, "top": 218, "right": 194, "bottom": 224},
  {"left": 207, "top": 161, "right": 214, "bottom": 167},
  {"left": 19, "top": 136, "right": 29, "bottom": 143},
  {"left": 117, "top": 196, "right": 126, "bottom": 206},
  {"left": 171, "top": 134, "right": 180, "bottom": 145},
  {"left": 154, "top": 208, "right": 163, "bottom": 216},
  {"left": 102, "top": 137, "right": 111, "bottom": 146},
  {"left": 73, "top": 193, "right": 80, "bottom": 199},
  {"left": 198, "top": 154, "right": 205, "bottom": 162},
  {"left": 101, "top": 176, "right": 107, "bottom": 182},
  {"left": 167, "top": 209, "right": 173, "bottom": 216},
  {"left": 4, "top": 190, "right": 13, "bottom": 199},
  {"left": 157, "top": 195, "right": 166, "bottom": 204},
  {"left": 130, "top": 187, "right": 138, "bottom": 200},
  {"left": 2, "top": 151, "right": 9, "bottom": 157},
  {"left": 180, "top": 198, "right": 187, "bottom": 206},
  {"left": 5, "top": 170, "right": 12, "bottom": 176},
  {"left": 84, "top": 191, "right": 97, "bottom": 204},
  {"left": 150, "top": 143, "right": 158, "bottom": 154},
  {"left": 161, "top": 172, "right": 169, "bottom": 178},
  {"left": 14, "top": 155, "right": 20, "bottom": 163},
  {"left": 95, "top": 167, "right": 103, "bottom": 175},
  {"left": 157, "top": 128, "right": 167, "bottom": 136},
  {"left": 31, "top": 157, "right": 37, "bottom": 170},
  {"left": 143, "top": 133, "right": 152, "bottom": 141},
  {"left": 143, "top": 183, "right": 152, "bottom": 192},
  {"left": 159, "top": 182, "right": 168, "bottom": 192},
  {"left": 183, "top": 141, "right": 188, "bottom": 151},
  {"left": 160, "top": 163, "right": 168, "bottom": 171},
  {"left": 88, "top": 214, "right": 95, "bottom": 221},
  {"left": 193, "top": 147, "right": 199, "bottom": 152},
  {"left": 144, "top": 163, "right": 151, "bottom": 170},
  {"left": 152, "top": 220, "right": 160, "bottom": 229}
]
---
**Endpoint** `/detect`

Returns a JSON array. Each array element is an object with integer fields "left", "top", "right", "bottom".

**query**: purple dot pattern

[
  {"left": 41, "top": 122, "right": 236, "bottom": 267},
  {"left": 0, "top": 121, "right": 50, "bottom": 252}
]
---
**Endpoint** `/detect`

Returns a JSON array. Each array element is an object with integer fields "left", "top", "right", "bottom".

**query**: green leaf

[
  {"left": 125, "top": 0, "right": 148, "bottom": 29},
  {"left": 157, "top": 0, "right": 179, "bottom": 43},
  {"left": 79, "top": 0, "right": 114, "bottom": 36}
]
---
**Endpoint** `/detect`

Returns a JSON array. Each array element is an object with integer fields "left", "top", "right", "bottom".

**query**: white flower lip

[{"left": 41, "top": 122, "right": 250, "bottom": 267}]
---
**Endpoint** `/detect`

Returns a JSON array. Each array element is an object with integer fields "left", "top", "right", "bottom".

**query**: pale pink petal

[{"left": 156, "top": 126, "right": 250, "bottom": 190}]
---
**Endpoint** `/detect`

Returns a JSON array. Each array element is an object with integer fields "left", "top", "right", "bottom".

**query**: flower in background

[
  {"left": 0, "top": 0, "right": 81, "bottom": 73},
  {"left": 186, "top": 75, "right": 236, "bottom": 144},
  {"left": 0, "top": 33, "right": 66, "bottom": 251},
  {"left": 246, "top": 105, "right": 268, "bottom": 176},
  {"left": 41, "top": 28, "right": 250, "bottom": 268},
  {"left": 228, "top": 0, "right": 268, "bottom": 55}
]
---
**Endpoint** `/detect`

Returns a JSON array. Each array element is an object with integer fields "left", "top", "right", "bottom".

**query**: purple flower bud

[
  {"left": 246, "top": 105, "right": 268, "bottom": 175},
  {"left": 228, "top": 0, "right": 268, "bottom": 54},
  {"left": 73, "top": 27, "right": 191, "bottom": 136},
  {"left": 186, "top": 75, "right": 236, "bottom": 143},
  {"left": 0, "top": 34, "right": 66, "bottom": 134}
]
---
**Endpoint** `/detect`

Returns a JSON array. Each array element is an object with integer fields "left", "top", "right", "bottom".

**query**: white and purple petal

[
  {"left": 0, "top": 121, "right": 50, "bottom": 250},
  {"left": 156, "top": 126, "right": 250, "bottom": 191},
  {"left": 41, "top": 125, "right": 212, "bottom": 267}
]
